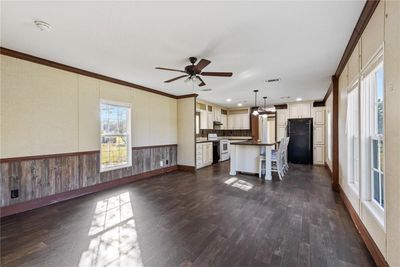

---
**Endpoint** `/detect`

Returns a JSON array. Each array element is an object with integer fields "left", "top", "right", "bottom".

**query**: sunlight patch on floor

[
  {"left": 79, "top": 192, "right": 144, "bottom": 267},
  {"left": 224, "top": 177, "right": 254, "bottom": 191}
]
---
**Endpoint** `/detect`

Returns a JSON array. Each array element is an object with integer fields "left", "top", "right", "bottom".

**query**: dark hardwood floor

[{"left": 1, "top": 162, "right": 375, "bottom": 267}]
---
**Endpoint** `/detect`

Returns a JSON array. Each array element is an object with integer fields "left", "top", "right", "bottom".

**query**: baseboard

[
  {"left": 177, "top": 165, "right": 196, "bottom": 173},
  {"left": 0, "top": 165, "right": 178, "bottom": 218},
  {"left": 339, "top": 185, "right": 388, "bottom": 267}
]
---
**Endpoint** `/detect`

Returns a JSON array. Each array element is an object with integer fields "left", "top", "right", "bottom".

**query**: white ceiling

[{"left": 1, "top": 1, "right": 365, "bottom": 108}]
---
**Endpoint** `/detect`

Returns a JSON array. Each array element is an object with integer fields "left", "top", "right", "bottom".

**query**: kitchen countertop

[
  {"left": 230, "top": 140, "right": 277, "bottom": 146},
  {"left": 196, "top": 136, "right": 252, "bottom": 143},
  {"left": 196, "top": 140, "right": 217, "bottom": 144}
]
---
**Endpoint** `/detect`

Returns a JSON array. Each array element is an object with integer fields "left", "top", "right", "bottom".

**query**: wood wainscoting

[{"left": 0, "top": 144, "right": 177, "bottom": 217}]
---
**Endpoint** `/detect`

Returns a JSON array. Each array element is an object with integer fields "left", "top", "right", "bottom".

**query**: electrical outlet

[
  {"left": 166, "top": 159, "right": 169, "bottom": 165},
  {"left": 11, "top": 189, "right": 19, "bottom": 199},
  {"left": 160, "top": 160, "right": 164, "bottom": 167}
]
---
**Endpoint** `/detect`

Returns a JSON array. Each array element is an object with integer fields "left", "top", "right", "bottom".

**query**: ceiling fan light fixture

[
  {"left": 252, "top": 110, "right": 259, "bottom": 116},
  {"left": 34, "top": 20, "right": 52, "bottom": 31}
]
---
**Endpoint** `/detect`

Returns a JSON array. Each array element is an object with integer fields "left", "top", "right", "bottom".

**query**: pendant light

[
  {"left": 262, "top": 97, "right": 269, "bottom": 118},
  {"left": 252, "top": 90, "right": 259, "bottom": 116}
]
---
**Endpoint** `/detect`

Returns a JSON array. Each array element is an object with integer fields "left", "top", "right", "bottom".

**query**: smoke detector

[{"left": 34, "top": 20, "right": 52, "bottom": 31}]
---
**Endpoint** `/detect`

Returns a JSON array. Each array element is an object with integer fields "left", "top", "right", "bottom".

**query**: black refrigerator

[{"left": 287, "top": 118, "right": 313, "bottom": 165}]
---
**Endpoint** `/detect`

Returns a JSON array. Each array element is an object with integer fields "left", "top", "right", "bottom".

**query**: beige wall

[
  {"left": 337, "top": 1, "right": 400, "bottom": 265},
  {"left": 0, "top": 55, "right": 178, "bottom": 158},
  {"left": 177, "top": 97, "right": 195, "bottom": 167},
  {"left": 383, "top": 1, "right": 400, "bottom": 265},
  {"left": 325, "top": 92, "right": 333, "bottom": 171}
]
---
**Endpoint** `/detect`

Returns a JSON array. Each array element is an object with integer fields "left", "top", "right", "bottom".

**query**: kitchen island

[{"left": 229, "top": 141, "right": 276, "bottom": 180}]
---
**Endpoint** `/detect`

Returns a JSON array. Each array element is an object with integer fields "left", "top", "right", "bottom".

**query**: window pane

[
  {"left": 376, "top": 68, "right": 384, "bottom": 135},
  {"left": 376, "top": 68, "right": 384, "bottom": 102},
  {"left": 373, "top": 171, "right": 380, "bottom": 203},
  {"left": 372, "top": 139, "right": 378, "bottom": 169},
  {"left": 379, "top": 139, "right": 384, "bottom": 171},
  {"left": 100, "top": 103, "right": 130, "bottom": 170}
]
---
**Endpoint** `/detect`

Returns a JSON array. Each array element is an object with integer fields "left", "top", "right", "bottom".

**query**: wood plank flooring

[{"left": 0, "top": 162, "right": 375, "bottom": 267}]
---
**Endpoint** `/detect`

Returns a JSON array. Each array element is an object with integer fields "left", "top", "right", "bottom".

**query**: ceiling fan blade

[
  {"left": 195, "top": 59, "right": 211, "bottom": 72},
  {"left": 197, "top": 76, "right": 206, "bottom": 87},
  {"left": 164, "top": 75, "right": 188, "bottom": 83},
  {"left": 156, "top": 67, "right": 186, "bottom": 73},
  {"left": 201, "top": 72, "right": 233, "bottom": 77}
]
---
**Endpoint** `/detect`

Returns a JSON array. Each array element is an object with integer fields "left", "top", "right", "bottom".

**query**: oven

[{"left": 219, "top": 139, "right": 229, "bottom": 161}]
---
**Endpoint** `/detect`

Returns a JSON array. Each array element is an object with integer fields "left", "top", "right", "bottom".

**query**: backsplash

[{"left": 198, "top": 129, "right": 252, "bottom": 137}]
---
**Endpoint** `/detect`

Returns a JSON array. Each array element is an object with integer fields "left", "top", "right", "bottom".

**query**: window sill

[
  {"left": 362, "top": 200, "right": 385, "bottom": 231},
  {"left": 100, "top": 163, "right": 132, "bottom": 173}
]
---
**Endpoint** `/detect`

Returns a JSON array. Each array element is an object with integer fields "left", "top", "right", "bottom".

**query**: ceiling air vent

[{"left": 266, "top": 78, "right": 281, "bottom": 83}]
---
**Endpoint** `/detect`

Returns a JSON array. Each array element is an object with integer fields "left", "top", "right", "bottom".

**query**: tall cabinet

[
  {"left": 276, "top": 109, "right": 288, "bottom": 141},
  {"left": 312, "top": 106, "right": 325, "bottom": 165}
]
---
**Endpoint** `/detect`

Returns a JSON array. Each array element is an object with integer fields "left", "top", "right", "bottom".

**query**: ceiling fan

[{"left": 155, "top": 57, "right": 233, "bottom": 87}]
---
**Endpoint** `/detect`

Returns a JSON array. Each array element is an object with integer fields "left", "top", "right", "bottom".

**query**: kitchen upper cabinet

[
  {"left": 227, "top": 115, "right": 234, "bottom": 130},
  {"left": 227, "top": 109, "right": 249, "bottom": 129},
  {"left": 313, "top": 145, "right": 325, "bottom": 165},
  {"left": 277, "top": 109, "right": 288, "bottom": 126},
  {"left": 221, "top": 114, "right": 227, "bottom": 129},
  {"left": 214, "top": 107, "right": 221, "bottom": 122},
  {"left": 289, "top": 102, "right": 311, "bottom": 119},
  {"left": 207, "top": 105, "right": 214, "bottom": 129},
  {"left": 200, "top": 110, "right": 208, "bottom": 129}
]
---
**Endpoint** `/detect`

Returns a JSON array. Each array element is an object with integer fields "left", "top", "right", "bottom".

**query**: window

[
  {"left": 371, "top": 65, "right": 384, "bottom": 208},
  {"left": 361, "top": 57, "right": 385, "bottom": 210},
  {"left": 347, "top": 84, "right": 360, "bottom": 190},
  {"left": 327, "top": 111, "right": 332, "bottom": 161},
  {"left": 100, "top": 101, "right": 131, "bottom": 172}
]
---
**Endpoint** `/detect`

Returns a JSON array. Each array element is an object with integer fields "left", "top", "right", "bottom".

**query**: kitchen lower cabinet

[{"left": 196, "top": 142, "right": 213, "bottom": 169}]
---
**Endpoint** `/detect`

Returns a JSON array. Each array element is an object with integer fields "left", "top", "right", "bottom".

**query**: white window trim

[
  {"left": 100, "top": 99, "right": 132, "bottom": 173},
  {"left": 360, "top": 48, "right": 385, "bottom": 229},
  {"left": 346, "top": 81, "right": 360, "bottom": 195}
]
